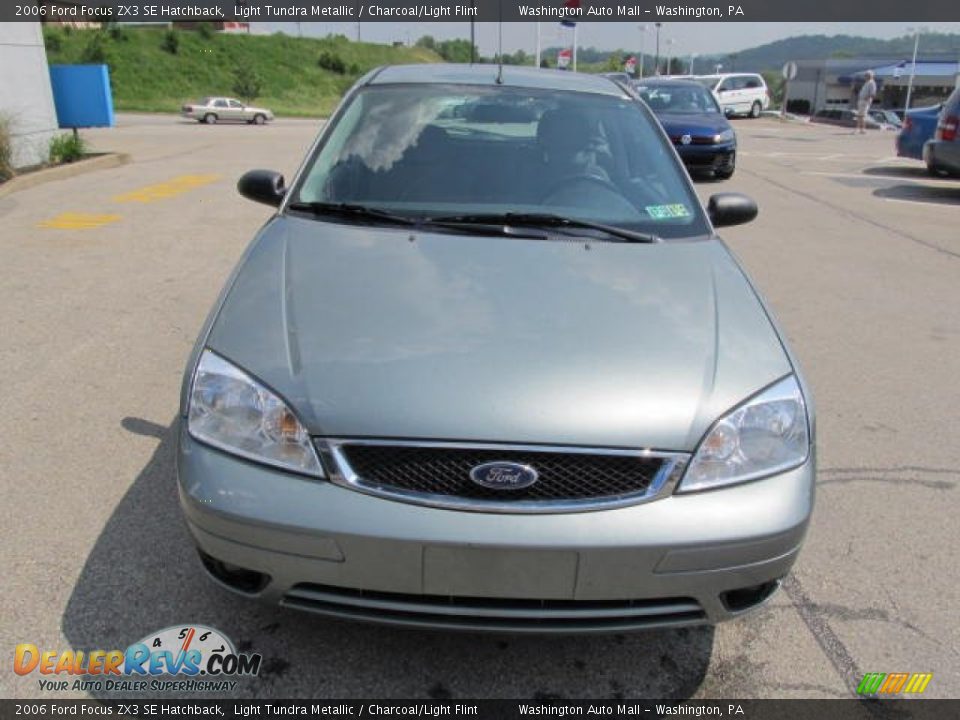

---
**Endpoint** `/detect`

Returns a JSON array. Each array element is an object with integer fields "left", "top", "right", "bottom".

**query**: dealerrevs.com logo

[{"left": 14, "top": 625, "right": 261, "bottom": 693}]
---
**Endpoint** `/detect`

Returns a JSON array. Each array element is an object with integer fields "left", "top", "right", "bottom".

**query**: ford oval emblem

[
  {"left": 469, "top": 461, "right": 539, "bottom": 490},
  {"left": 681, "top": 134, "right": 692, "bottom": 145}
]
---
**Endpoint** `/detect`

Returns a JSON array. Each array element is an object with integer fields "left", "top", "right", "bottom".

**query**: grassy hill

[
  {"left": 549, "top": 32, "right": 960, "bottom": 75},
  {"left": 42, "top": 26, "right": 442, "bottom": 117}
]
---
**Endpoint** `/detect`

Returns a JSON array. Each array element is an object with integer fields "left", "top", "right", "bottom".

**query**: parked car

[
  {"left": 695, "top": 73, "right": 770, "bottom": 118},
  {"left": 635, "top": 78, "right": 737, "bottom": 179},
  {"left": 181, "top": 97, "right": 274, "bottom": 125},
  {"left": 178, "top": 64, "right": 814, "bottom": 632},
  {"left": 870, "top": 109, "right": 902, "bottom": 129},
  {"left": 896, "top": 104, "right": 942, "bottom": 161},
  {"left": 923, "top": 87, "right": 960, "bottom": 177},
  {"left": 810, "top": 108, "right": 883, "bottom": 130}
]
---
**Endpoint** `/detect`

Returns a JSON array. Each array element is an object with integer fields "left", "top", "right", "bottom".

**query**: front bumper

[
  {"left": 177, "top": 428, "right": 814, "bottom": 632},
  {"left": 675, "top": 143, "right": 736, "bottom": 172},
  {"left": 923, "top": 139, "right": 960, "bottom": 174}
]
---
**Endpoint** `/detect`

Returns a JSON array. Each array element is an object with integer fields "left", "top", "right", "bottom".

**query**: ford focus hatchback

[{"left": 178, "top": 65, "right": 815, "bottom": 632}]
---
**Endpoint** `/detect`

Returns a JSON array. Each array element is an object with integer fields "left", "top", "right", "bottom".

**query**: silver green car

[{"left": 178, "top": 64, "right": 815, "bottom": 632}]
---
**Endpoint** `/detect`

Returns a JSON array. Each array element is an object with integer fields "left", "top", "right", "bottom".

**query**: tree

[{"left": 233, "top": 65, "right": 262, "bottom": 102}]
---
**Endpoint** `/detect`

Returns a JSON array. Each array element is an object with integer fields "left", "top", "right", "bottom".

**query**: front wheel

[
  {"left": 749, "top": 101, "right": 762, "bottom": 119},
  {"left": 203, "top": 113, "right": 217, "bottom": 125},
  {"left": 714, "top": 153, "right": 736, "bottom": 180},
  {"left": 252, "top": 114, "right": 266, "bottom": 125}
]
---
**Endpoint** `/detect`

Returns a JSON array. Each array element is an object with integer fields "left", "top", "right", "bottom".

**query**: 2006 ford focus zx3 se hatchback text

[{"left": 177, "top": 64, "right": 815, "bottom": 632}]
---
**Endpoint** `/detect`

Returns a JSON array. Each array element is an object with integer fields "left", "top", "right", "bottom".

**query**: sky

[{"left": 260, "top": 21, "right": 960, "bottom": 57}]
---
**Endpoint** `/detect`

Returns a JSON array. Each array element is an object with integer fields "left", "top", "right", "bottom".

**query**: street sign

[
  {"left": 557, "top": 48, "right": 572, "bottom": 69},
  {"left": 782, "top": 61, "right": 798, "bottom": 81},
  {"left": 624, "top": 56, "right": 637, "bottom": 74}
]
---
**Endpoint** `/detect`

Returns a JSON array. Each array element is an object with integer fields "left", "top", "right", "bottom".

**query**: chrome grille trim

[{"left": 314, "top": 439, "right": 689, "bottom": 514}]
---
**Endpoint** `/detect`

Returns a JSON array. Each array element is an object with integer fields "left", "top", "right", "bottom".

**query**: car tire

[
  {"left": 715, "top": 154, "right": 736, "bottom": 180},
  {"left": 203, "top": 113, "right": 217, "bottom": 125},
  {"left": 749, "top": 101, "right": 762, "bottom": 119},
  {"left": 252, "top": 114, "right": 266, "bottom": 125}
]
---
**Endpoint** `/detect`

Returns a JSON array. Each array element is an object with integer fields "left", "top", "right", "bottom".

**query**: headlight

[
  {"left": 679, "top": 375, "right": 809, "bottom": 492},
  {"left": 713, "top": 128, "right": 735, "bottom": 143},
  {"left": 187, "top": 349, "right": 323, "bottom": 477}
]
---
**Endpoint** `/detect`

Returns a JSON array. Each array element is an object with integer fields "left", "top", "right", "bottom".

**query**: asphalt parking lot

[{"left": 1, "top": 113, "right": 957, "bottom": 700}]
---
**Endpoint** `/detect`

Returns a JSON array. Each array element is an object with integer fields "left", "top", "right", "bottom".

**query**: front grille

[
  {"left": 283, "top": 583, "right": 707, "bottom": 632},
  {"left": 338, "top": 444, "right": 666, "bottom": 503}
]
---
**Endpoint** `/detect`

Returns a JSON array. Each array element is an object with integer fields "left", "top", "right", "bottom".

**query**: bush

[
  {"left": 109, "top": 25, "right": 129, "bottom": 42},
  {"left": 197, "top": 22, "right": 215, "bottom": 40},
  {"left": 317, "top": 51, "right": 346, "bottom": 74},
  {"left": 786, "top": 99, "right": 811, "bottom": 115},
  {"left": 162, "top": 29, "right": 179, "bottom": 55},
  {"left": 43, "top": 29, "right": 63, "bottom": 52},
  {"left": 232, "top": 65, "right": 262, "bottom": 101},
  {"left": 0, "top": 115, "right": 14, "bottom": 181},
  {"left": 49, "top": 132, "right": 86, "bottom": 165},
  {"left": 80, "top": 32, "right": 108, "bottom": 63}
]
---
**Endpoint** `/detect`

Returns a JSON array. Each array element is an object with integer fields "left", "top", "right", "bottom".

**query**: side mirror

[
  {"left": 708, "top": 193, "right": 758, "bottom": 228},
  {"left": 238, "top": 170, "right": 285, "bottom": 207}
]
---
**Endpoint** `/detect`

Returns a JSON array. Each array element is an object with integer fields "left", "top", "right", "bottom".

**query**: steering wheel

[{"left": 539, "top": 173, "right": 625, "bottom": 205}]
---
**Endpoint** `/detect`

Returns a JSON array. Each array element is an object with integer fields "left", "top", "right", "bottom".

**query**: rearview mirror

[
  {"left": 238, "top": 170, "right": 285, "bottom": 207},
  {"left": 708, "top": 193, "right": 758, "bottom": 228}
]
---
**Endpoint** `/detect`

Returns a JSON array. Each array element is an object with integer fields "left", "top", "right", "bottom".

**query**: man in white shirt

[{"left": 857, "top": 71, "right": 877, "bottom": 134}]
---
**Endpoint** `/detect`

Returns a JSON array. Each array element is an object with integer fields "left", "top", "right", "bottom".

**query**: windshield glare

[
  {"left": 291, "top": 84, "right": 708, "bottom": 239},
  {"left": 637, "top": 85, "right": 722, "bottom": 114}
]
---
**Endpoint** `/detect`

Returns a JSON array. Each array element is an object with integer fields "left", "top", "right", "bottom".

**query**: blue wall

[{"left": 49, "top": 64, "right": 115, "bottom": 128}]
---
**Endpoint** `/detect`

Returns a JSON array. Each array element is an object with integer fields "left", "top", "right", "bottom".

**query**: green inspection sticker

[{"left": 646, "top": 204, "right": 692, "bottom": 220}]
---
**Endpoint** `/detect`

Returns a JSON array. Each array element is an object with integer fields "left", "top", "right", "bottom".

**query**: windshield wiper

[
  {"left": 286, "top": 201, "right": 420, "bottom": 227},
  {"left": 287, "top": 201, "right": 548, "bottom": 239},
  {"left": 428, "top": 212, "right": 661, "bottom": 244}
]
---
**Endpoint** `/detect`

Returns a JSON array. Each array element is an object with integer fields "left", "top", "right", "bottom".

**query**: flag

[{"left": 560, "top": 0, "right": 580, "bottom": 27}]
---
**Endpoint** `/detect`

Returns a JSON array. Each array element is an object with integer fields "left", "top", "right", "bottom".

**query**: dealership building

[{"left": 790, "top": 56, "right": 960, "bottom": 113}]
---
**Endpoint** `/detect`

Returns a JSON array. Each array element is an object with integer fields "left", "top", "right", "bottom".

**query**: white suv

[{"left": 696, "top": 74, "right": 770, "bottom": 118}]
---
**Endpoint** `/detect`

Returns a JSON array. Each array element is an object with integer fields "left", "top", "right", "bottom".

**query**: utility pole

[{"left": 654, "top": 22, "right": 662, "bottom": 75}]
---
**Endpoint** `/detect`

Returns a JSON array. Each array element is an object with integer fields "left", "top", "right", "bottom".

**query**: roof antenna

[{"left": 496, "top": 0, "right": 504, "bottom": 84}]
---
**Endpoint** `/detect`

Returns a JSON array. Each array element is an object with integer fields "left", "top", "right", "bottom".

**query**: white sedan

[{"left": 181, "top": 97, "right": 274, "bottom": 125}]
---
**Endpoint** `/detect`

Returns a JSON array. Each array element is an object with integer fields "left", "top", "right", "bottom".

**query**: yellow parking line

[
  {"left": 113, "top": 174, "right": 221, "bottom": 203},
  {"left": 37, "top": 212, "right": 122, "bottom": 230}
]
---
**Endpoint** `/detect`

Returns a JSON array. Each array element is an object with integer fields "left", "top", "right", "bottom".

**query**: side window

[
  {"left": 744, "top": 77, "right": 762, "bottom": 89},
  {"left": 717, "top": 80, "right": 733, "bottom": 93},
  {"left": 214, "top": 99, "right": 228, "bottom": 108},
  {"left": 228, "top": 100, "right": 243, "bottom": 109}
]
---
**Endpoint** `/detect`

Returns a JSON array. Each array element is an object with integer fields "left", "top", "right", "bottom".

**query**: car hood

[
  {"left": 205, "top": 216, "right": 791, "bottom": 452},
  {"left": 655, "top": 113, "right": 730, "bottom": 138}
]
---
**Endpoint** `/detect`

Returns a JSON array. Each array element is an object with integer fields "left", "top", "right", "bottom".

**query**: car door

[
  {"left": 227, "top": 99, "right": 247, "bottom": 121},
  {"left": 211, "top": 98, "right": 230, "bottom": 120},
  {"left": 716, "top": 78, "right": 737, "bottom": 114}
]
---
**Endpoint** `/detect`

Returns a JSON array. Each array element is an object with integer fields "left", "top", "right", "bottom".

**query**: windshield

[
  {"left": 290, "top": 84, "right": 709, "bottom": 239},
  {"left": 637, "top": 85, "right": 722, "bottom": 114}
]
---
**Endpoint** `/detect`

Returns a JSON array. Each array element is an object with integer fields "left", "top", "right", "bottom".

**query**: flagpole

[
  {"left": 535, "top": 22, "right": 541, "bottom": 67},
  {"left": 573, "top": 24, "right": 578, "bottom": 72}
]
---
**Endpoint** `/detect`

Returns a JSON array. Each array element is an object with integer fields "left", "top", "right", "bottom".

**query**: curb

[{"left": 0, "top": 152, "right": 132, "bottom": 199}]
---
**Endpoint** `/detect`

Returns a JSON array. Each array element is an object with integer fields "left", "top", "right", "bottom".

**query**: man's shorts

[{"left": 858, "top": 100, "right": 873, "bottom": 117}]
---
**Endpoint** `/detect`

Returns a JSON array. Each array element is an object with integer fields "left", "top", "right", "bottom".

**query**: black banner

[
  {"left": 0, "top": 701, "right": 958, "bottom": 720},
  {"left": 4, "top": 0, "right": 960, "bottom": 23}
]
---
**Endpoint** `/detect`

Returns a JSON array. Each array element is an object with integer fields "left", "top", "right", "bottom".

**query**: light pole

[
  {"left": 654, "top": 22, "right": 662, "bottom": 75},
  {"left": 689, "top": 53, "right": 697, "bottom": 76},
  {"left": 638, "top": 24, "right": 648, "bottom": 78},
  {"left": 665, "top": 38, "right": 675, "bottom": 76},
  {"left": 904, "top": 27, "right": 926, "bottom": 113}
]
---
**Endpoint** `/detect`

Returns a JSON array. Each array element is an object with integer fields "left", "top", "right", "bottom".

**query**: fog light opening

[
  {"left": 720, "top": 579, "right": 781, "bottom": 613},
  {"left": 198, "top": 549, "right": 270, "bottom": 594}
]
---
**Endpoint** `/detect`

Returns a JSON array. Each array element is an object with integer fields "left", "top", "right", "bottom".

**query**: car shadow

[
  {"left": 61, "top": 417, "right": 715, "bottom": 700},
  {"left": 872, "top": 183, "right": 960, "bottom": 206}
]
